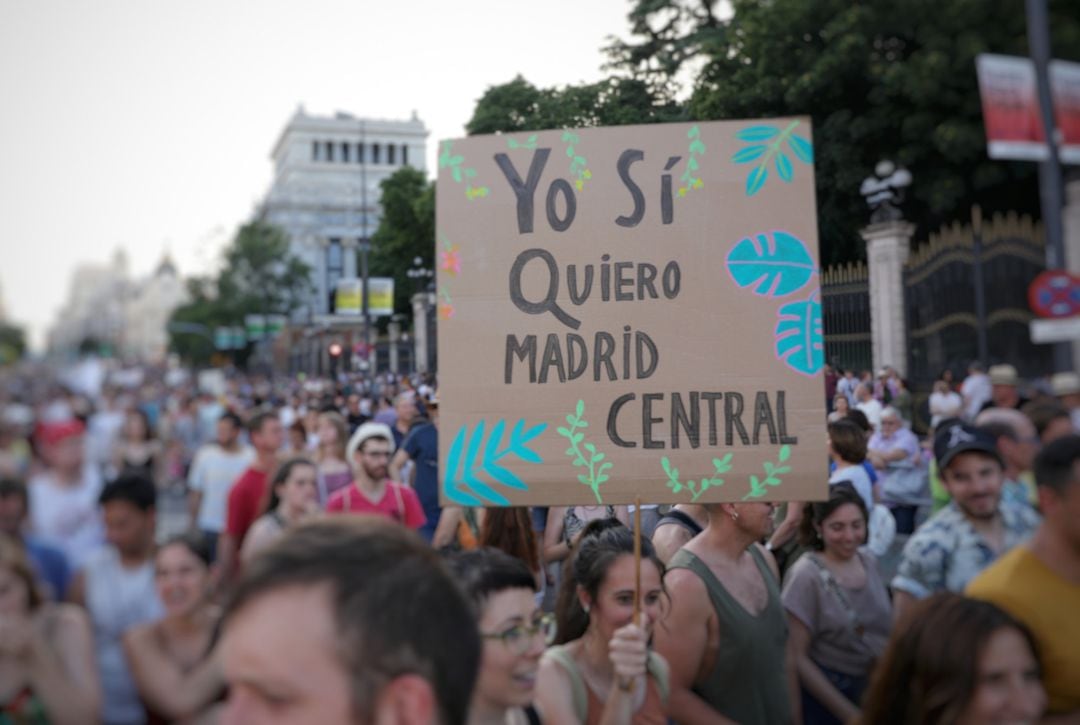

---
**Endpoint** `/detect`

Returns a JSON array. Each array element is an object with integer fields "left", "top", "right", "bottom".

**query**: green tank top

[{"left": 667, "top": 546, "right": 791, "bottom": 725}]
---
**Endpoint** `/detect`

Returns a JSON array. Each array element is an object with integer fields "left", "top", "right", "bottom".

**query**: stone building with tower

[{"left": 255, "top": 106, "right": 428, "bottom": 373}]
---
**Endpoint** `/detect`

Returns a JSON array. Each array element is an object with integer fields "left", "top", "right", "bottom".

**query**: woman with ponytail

[{"left": 536, "top": 520, "right": 669, "bottom": 724}]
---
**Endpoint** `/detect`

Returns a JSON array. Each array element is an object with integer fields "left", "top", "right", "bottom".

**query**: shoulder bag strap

[{"left": 805, "top": 554, "right": 870, "bottom": 646}]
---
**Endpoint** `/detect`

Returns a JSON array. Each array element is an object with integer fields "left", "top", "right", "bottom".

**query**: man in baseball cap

[{"left": 891, "top": 421, "right": 1040, "bottom": 623}]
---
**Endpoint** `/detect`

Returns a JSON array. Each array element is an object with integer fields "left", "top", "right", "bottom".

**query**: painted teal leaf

[
  {"left": 599, "top": 462, "right": 613, "bottom": 473},
  {"left": 566, "top": 147, "right": 575, "bottom": 158},
  {"left": 726, "top": 230, "right": 815, "bottom": 298},
  {"left": 688, "top": 157, "right": 699, "bottom": 171},
  {"left": 775, "top": 290, "right": 825, "bottom": 376},
  {"left": 732, "top": 145, "right": 766, "bottom": 164},
  {"left": 452, "top": 166, "right": 462, "bottom": 183},
  {"left": 788, "top": 134, "right": 813, "bottom": 164},
  {"left": 746, "top": 166, "right": 768, "bottom": 196},
  {"left": 575, "top": 399, "right": 584, "bottom": 418},
  {"left": 584, "top": 442, "right": 596, "bottom": 454},
  {"left": 443, "top": 426, "right": 480, "bottom": 506},
  {"left": 688, "top": 126, "right": 700, "bottom": 138},
  {"left": 565, "top": 414, "right": 576, "bottom": 425},
  {"left": 776, "top": 152, "right": 793, "bottom": 182},
  {"left": 482, "top": 421, "right": 527, "bottom": 490},
  {"left": 571, "top": 433, "right": 584, "bottom": 444},
  {"left": 778, "top": 445, "right": 791, "bottom": 462},
  {"left": 561, "top": 131, "right": 573, "bottom": 141},
  {"left": 596, "top": 474, "right": 609, "bottom": 484},
  {"left": 565, "top": 447, "right": 575, "bottom": 456},
  {"left": 578, "top": 473, "right": 591, "bottom": 485},
  {"left": 689, "top": 139, "right": 706, "bottom": 155},
  {"left": 557, "top": 426, "right": 571, "bottom": 437},
  {"left": 448, "top": 155, "right": 464, "bottom": 166},
  {"left": 508, "top": 139, "right": 519, "bottom": 149},
  {"left": 736, "top": 126, "right": 778, "bottom": 142},
  {"left": 592, "top": 452, "right": 605, "bottom": 463},
  {"left": 527, "top": 134, "right": 537, "bottom": 143}
]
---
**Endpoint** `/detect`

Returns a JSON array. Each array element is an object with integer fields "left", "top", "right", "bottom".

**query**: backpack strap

[{"left": 542, "top": 645, "right": 588, "bottom": 721}]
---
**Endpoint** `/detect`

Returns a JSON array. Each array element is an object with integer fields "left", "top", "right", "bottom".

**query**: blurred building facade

[
  {"left": 47, "top": 250, "right": 186, "bottom": 361},
  {"left": 257, "top": 106, "right": 429, "bottom": 321}
]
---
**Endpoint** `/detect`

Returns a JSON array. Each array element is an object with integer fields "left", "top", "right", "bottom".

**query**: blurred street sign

[
  {"left": 1031, "top": 316, "right": 1080, "bottom": 343},
  {"left": 1029, "top": 269, "right": 1080, "bottom": 318}
]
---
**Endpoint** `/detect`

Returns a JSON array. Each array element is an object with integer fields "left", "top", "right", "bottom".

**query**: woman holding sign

[{"left": 536, "top": 521, "right": 668, "bottom": 724}]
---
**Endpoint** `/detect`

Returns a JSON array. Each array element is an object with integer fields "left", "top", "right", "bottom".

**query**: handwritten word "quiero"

[{"left": 509, "top": 249, "right": 681, "bottom": 330}]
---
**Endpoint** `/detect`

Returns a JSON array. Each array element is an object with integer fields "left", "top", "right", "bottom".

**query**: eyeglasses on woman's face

[{"left": 480, "top": 612, "right": 556, "bottom": 654}]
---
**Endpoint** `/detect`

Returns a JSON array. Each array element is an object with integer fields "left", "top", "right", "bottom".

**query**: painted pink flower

[
  {"left": 438, "top": 303, "right": 455, "bottom": 320},
  {"left": 440, "top": 246, "right": 461, "bottom": 275}
]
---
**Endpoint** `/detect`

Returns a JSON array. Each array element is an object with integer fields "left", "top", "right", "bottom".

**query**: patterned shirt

[{"left": 891, "top": 499, "right": 1041, "bottom": 598}]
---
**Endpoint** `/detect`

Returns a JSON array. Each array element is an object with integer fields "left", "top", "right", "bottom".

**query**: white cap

[{"left": 346, "top": 421, "right": 395, "bottom": 462}]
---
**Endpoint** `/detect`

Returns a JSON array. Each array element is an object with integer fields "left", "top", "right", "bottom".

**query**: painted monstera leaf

[
  {"left": 726, "top": 231, "right": 815, "bottom": 298},
  {"left": 775, "top": 291, "right": 824, "bottom": 376}
]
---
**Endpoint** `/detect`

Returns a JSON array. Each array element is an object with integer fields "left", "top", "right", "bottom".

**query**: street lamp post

[{"left": 407, "top": 256, "right": 435, "bottom": 373}]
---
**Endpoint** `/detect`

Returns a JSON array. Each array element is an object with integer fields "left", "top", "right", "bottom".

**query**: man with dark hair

[
  {"left": 187, "top": 411, "right": 252, "bottom": 561},
  {"left": 70, "top": 472, "right": 163, "bottom": 725},
  {"left": 0, "top": 477, "right": 70, "bottom": 599},
  {"left": 219, "top": 517, "right": 480, "bottom": 725},
  {"left": 891, "top": 423, "right": 1040, "bottom": 622},
  {"left": 968, "top": 434, "right": 1080, "bottom": 719},
  {"left": 328, "top": 422, "right": 424, "bottom": 529},
  {"left": 217, "top": 410, "right": 282, "bottom": 588}
]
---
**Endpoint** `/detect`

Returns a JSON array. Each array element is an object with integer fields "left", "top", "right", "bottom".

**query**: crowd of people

[{"left": 1, "top": 357, "right": 1078, "bottom": 724}]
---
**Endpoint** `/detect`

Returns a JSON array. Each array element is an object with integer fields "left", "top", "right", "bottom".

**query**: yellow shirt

[{"left": 967, "top": 546, "right": 1080, "bottom": 715}]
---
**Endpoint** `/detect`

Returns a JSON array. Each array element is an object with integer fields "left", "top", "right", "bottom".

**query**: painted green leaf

[
  {"left": 572, "top": 433, "right": 584, "bottom": 444},
  {"left": 746, "top": 166, "right": 768, "bottom": 196},
  {"left": 779, "top": 445, "right": 791, "bottom": 462},
  {"left": 465, "top": 168, "right": 477, "bottom": 178},
  {"left": 689, "top": 139, "right": 706, "bottom": 155},
  {"left": 566, "top": 147, "right": 575, "bottom": 158},
  {"left": 584, "top": 442, "right": 596, "bottom": 454},
  {"left": 732, "top": 145, "right": 766, "bottom": 164},
  {"left": 688, "top": 126, "right": 700, "bottom": 138},
  {"left": 508, "top": 139, "right": 519, "bottom": 149},
  {"left": 452, "top": 166, "right": 462, "bottom": 183},
  {"left": 578, "top": 474, "right": 590, "bottom": 485},
  {"left": 688, "top": 157, "right": 699, "bottom": 171},
  {"left": 576, "top": 399, "right": 584, "bottom": 418},
  {"left": 592, "top": 452, "right": 605, "bottom": 463},
  {"left": 557, "top": 426, "right": 571, "bottom": 437},
  {"left": 565, "top": 414, "right": 576, "bottom": 425},
  {"left": 527, "top": 134, "right": 537, "bottom": 143}
]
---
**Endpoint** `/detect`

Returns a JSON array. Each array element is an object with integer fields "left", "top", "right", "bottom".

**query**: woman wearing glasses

[
  {"left": 537, "top": 521, "right": 668, "bottom": 724},
  {"left": 448, "top": 548, "right": 552, "bottom": 725}
]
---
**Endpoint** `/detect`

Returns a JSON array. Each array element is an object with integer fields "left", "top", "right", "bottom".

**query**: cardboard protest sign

[{"left": 436, "top": 119, "right": 827, "bottom": 506}]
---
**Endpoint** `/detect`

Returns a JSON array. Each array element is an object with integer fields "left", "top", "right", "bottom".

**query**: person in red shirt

[
  {"left": 215, "top": 411, "right": 283, "bottom": 590},
  {"left": 327, "top": 422, "right": 425, "bottom": 530}
]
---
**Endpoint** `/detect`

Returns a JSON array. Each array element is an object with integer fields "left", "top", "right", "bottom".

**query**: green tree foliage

[
  {"left": 608, "top": 0, "right": 1080, "bottom": 264},
  {"left": 168, "top": 221, "right": 312, "bottom": 365},
  {"left": 0, "top": 323, "right": 26, "bottom": 365},
  {"left": 466, "top": 75, "right": 684, "bottom": 136},
  {"left": 369, "top": 166, "right": 436, "bottom": 318}
]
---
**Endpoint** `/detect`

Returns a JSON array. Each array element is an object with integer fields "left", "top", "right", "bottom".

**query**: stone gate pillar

[
  {"left": 861, "top": 221, "right": 916, "bottom": 377},
  {"left": 412, "top": 292, "right": 430, "bottom": 374}
]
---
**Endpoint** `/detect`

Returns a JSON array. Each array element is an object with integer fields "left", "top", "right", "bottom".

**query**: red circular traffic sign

[{"left": 1029, "top": 270, "right": 1080, "bottom": 318}]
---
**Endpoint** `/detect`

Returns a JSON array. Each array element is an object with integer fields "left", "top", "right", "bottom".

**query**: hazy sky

[{"left": 0, "top": 0, "right": 642, "bottom": 348}]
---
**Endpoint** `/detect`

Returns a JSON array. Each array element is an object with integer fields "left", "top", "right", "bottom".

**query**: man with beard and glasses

[
  {"left": 891, "top": 422, "right": 1040, "bottom": 623},
  {"left": 326, "top": 422, "right": 425, "bottom": 530},
  {"left": 654, "top": 500, "right": 798, "bottom": 724}
]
